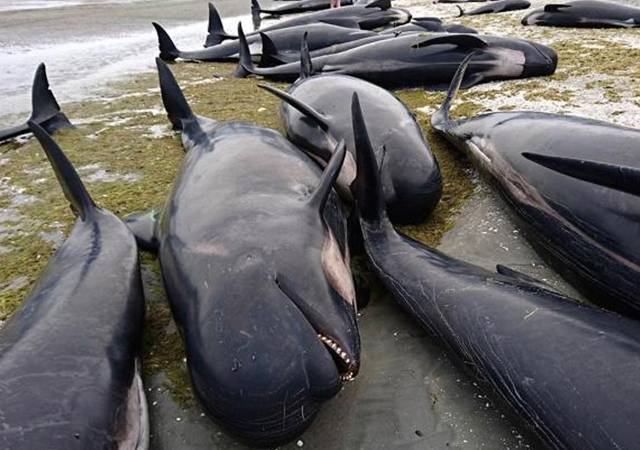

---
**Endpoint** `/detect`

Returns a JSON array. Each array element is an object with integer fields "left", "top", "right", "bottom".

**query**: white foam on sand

[
  {"left": 0, "top": 0, "right": 151, "bottom": 13},
  {"left": 0, "top": 13, "right": 253, "bottom": 125}
]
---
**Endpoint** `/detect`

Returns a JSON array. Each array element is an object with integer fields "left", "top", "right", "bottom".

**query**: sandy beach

[{"left": 1, "top": 0, "right": 640, "bottom": 448}]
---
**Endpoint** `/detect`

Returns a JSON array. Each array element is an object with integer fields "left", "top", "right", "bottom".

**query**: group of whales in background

[{"left": 2, "top": 0, "right": 640, "bottom": 448}]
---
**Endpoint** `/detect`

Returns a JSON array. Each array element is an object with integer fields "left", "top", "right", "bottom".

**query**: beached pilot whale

[
  {"left": 153, "top": 21, "right": 375, "bottom": 62},
  {"left": 236, "top": 24, "right": 557, "bottom": 89},
  {"left": 253, "top": 0, "right": 357, "bottom": 16},
  {"left": 350, "top": 88, "right": 640, "bottom": 450},
  {"left": 258, "top": 39, "right": 442, "bottom": 224},
  {"left": 0, "top": 124, "right": 147, "bottom": 450},
  {"left": 125, "top": 59, "right": 360, "bottom": 445},
  {"left": 522, "top": 0, "right": 640, "bottom": 27},
  {"left": 0, "top": 64, "right": 72, "bottom": 144},
  {"left": 251, "top": 0, "right": 411, "bottom": 33},
  {"left": 432, "top": 54, "right": 640, "bottom": 316},
  {"left": 457, "top": 0, "right": 530, "bottom": 16}
]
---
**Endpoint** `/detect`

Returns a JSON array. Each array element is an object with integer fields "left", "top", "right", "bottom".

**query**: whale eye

[{"left": 321, "top": 227, "right": 356, "bottom": 308}]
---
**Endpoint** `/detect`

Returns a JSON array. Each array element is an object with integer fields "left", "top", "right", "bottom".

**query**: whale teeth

[{"left": 317, "top": 333, "right": 355, "bottom": 381}]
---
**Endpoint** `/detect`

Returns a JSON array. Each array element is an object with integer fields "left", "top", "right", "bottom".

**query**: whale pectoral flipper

[
  {"left": 28, "top": 121, "right": 96, "bottom": 221},
  {"left": 205, "top": 3, "right": 236, "bottom": 47},
  {"left": 125, "top": 208, "right": 161, "bottom": 253},
  {"left": 257, "top": 84, "right": 331, "bottom": 132},
  {"left": 522, "top": 152, "right": 640, "bottom": 196}
]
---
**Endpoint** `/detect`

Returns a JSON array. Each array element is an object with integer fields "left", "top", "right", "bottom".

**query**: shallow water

[{"left": 0, "top": 0, "right": 257, "bottom": 124}]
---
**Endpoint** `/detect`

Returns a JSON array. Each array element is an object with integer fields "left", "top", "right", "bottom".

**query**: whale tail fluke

[
  {"left": 153, "top": 22, "right": 180, "bottom": 61},
  {"left": 205, "top": 3, "right": 236, "bottom": 47},
  {"left": 431, "top": 50, "right": 477, "bottom": 133},
  {"left": 29, "top": 121, "right": 96, "bottom": 221},
  {"left": 29, "top": 64, "right": 73, "bottom": 134},
  {"left": 351, "top": 93, "right": 388, "bottom": 225},
  {"left": 235, "top": 23, "right": 255, "bottom": 78}
]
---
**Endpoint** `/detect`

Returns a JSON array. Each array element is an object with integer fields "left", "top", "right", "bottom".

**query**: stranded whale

[
  {"left": 432, "top": 53, "right": 640, "bottom": 316},
  {"left": 153, "top": 21, "right": 375, "bottom": 62},
  {"left": 0, "top": 124, "right": 147, "bottom": 450},
  {"left": 522, "top": 0, "right": 640, "bottom": 27},
  {"left": 259, "top": 44, "right": 442, "bottom": 224},
  {"left": 351, "top": 88, "right": 640, "bottom": 450},
  {"left": 236, "top": 24, "right": 557, "bottom": 89},
  {"left": 125, "top": 59, "right": 361, "bottom": 445},
  {"left": 457, "top": 0, "right": 531, "bottom": 15}
]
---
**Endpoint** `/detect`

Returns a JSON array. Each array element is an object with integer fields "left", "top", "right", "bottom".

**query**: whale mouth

[
  {"left": 274, "top": 274, "right": 360, "bottom": 383},
  {"left": 318, "top": 334, "right": 357, "bottom": 382}
]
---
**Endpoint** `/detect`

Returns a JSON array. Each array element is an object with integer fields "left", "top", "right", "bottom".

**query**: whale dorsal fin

[
  {"left": 30, "top": 64, "right": 62, "bottom": 123},
  {"left": 29, "top": 121, "right": 96, "bottom": 221},
  {"left": 299, "top": 32, "right": 315, "bottom": 79},
  {"left": 29, "top": 63, "right": 73, "bottom": 132},
  {"left": 352, "top": 93, "right": 388, "bottom": 223},
  {"left": 156, "top": 58, "right": 208, "bottom": 147},
  {"left": 544, "top": 4, "right": 571, "bottom": 12},
  {"left": 308, "top": 140, "right": 346, "bottom": 213},
  {"left": 431, "top": 51, "right": 480, "bottom": 132},
  {"left": 412, "top": 34, "right": 487, "bottom": 49},
  {"left": 258, "top": 32, "right": 287, "bottom": 67},
  {"left": 257, "top": 84, "right": 331, "bottom": 132},
  {"left": 205, "top": 3, "right": 236, "bottom": 47},
  {"left": 366, "top": 0, "right": 392, "bottom": 10},
  {"left": 522, "top": 152, "right": 640, "bottom": 196}
]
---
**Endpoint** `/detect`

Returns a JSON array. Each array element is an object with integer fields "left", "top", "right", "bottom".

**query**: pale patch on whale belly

[
  {"left": 118, "top": 360, "right": 149, "bottom": 450},
  {"left": 322, "top": 229, "right": 356, "bottom": 308}
]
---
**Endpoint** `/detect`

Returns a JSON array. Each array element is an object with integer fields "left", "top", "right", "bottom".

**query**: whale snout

[{"left": 522, "top": 42, "right": 558, "bottom": 77}]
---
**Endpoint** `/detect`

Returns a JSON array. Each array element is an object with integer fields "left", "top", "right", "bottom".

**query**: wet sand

[{"left": 0, "top": 0, "right": 253, "bottom": 122}]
